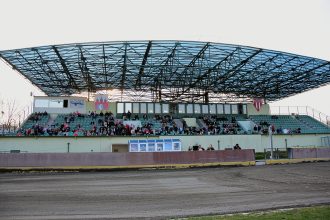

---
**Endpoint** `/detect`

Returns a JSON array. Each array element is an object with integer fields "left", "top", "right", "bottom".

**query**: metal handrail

[{"left": 270, "top": 106, "right": 330, "bottom": 127}]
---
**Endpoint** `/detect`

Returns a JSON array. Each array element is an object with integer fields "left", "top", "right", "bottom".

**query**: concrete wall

[
  {"left": 260, "top": 134, "right": 323, "bottom": 150},
  {"left": 183, "top": 118, "right": 197, "bottom": 127},
  {"left": 288, "top": 147, "right": 330, "bottom": 159},
  {"left": 0, "top": 136, "right": 130, "bottom": 153},
  {"left": 0, "top": 134, "right": 326, "bottom": 153},
  {"left": 34, "top": 96, "right": 87, "bottom": 114},
  {"left": 177, "top": 135, "right": 262, "bottom": 151},
  {"left": 0, "top": 150, "right": 255, "bottom": 168}
]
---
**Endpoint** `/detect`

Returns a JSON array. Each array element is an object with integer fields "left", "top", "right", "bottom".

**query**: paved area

[{"left": 0, "top": 162, "right": 330, "bottom": 219}]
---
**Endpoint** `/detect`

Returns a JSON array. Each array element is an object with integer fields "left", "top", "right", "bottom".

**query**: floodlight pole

[{"left": 269, "top": 126, "right": 274, "bottom": 159}]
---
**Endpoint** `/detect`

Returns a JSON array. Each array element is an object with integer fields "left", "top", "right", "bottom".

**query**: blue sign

[
  {"left": 70, "top": 100, "right": 84, "bottom": 108},
  {"left": 128, "top": 139, "right": 181, "bottom": 152}
]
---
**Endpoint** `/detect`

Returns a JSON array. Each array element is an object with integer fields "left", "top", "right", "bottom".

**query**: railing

[
  {"left": 264, "top": 148, "right": 288, "bottom": 159},
  {"left": 270, "top": 106, "right": 330, "bottom": 127},
  {"left": 321, "top": 136, "right": 330, "bottom": 147}
]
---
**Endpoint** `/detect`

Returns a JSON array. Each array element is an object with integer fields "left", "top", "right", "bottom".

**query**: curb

[
  {"left": 265, "top": 158, "right": 330, "bottom": 165},
  {"left": 0, "top": 161, "right": 256, "bottom": 172}
]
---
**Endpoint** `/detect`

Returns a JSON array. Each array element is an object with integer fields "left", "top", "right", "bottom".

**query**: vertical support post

[
  {"left": 269, "top": 126, "right": 274, "bottom": 159},
  {"left": 158, "top": 90, "right": 162, "bottom": 102},
  {"left": 205, "top": 92, "right": 209, "bottom": 104},
  {"left": 285, "top": 138, "right": 288, "bottom": 150},
  {"left": 217, "top": 140, "right": 220, "bottom": 150},
  {"left": 270, "top": 134, "right": 274, "bottom": 159},
  {"left": 67, "top": 142, "right": 70, "bottom": 153}
]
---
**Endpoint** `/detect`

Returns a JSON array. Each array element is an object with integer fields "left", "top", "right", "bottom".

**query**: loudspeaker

[
  {"left": 238, "top": 104, "right": 243, "bottom": 114},
  {"left": 63, "top": 100, "right": 68, "bottom": 108}
]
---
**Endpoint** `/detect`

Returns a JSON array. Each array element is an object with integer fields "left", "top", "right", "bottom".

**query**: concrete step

[{"left": 255, "top": 160, "right": 266, "bottom": 166}]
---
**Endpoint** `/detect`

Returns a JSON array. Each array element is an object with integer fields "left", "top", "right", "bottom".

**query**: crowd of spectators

[
  {"left": 17, "top": 112, "right": 246, "bottom": 137},
  {"left": 188, "top": 144, "right": 215, "bottom": 151},
  {"left": 16, "top": 112, "right": 49, "bottom": 136},
  {"left": 199, "top": 115, "right": 242, "bottom": 135},
  {"left": 28, "top": 111, "right": 48, "bottom": 122},
  {"left": 253, "top": 121, "right": 301, "bottom": 135}
]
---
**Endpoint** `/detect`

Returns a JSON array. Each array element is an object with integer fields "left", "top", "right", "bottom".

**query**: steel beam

[
  {"left": 52, "top": 46, "right": 80, "bottom": 92},
  {"left": 135, "top": 41, "right": 152, "bottom": 89},
  {"left": 180, "top": 47, "right": 240, "bottom": 95},
  {"left": 78, "top": 47, "right": 96, "bottom": 92},
  {"left": 121, "top": 43, "right": 128, "bottom": 92}
]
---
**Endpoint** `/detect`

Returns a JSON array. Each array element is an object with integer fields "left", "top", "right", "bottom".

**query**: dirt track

[{"left": 1, "top": 162, "right": 330, "bottom": 219}]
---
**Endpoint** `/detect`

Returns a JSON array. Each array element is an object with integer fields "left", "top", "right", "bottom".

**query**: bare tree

[{"left": 0, "top": 99, "right": 20, "bottom": 133}]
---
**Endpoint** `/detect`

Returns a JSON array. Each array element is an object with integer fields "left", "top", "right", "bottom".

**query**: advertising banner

[
  {"left": 129, "top": 139, "right": 181, "bottom": 152},
  {"left": 95, "top": 94, "right": 109, "bottom": 110}
]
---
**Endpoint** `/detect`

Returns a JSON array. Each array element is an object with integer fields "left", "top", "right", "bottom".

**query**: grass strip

[{"left": 184, "top": 205, "right": 330, "bottom": 220}]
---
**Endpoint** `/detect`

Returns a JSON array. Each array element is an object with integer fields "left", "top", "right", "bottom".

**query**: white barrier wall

[
  {"left": 0, "top": 134, "right": 326, "bottom": 153},
  {"left": 34, "top": 96, "right": 87, "bottom": 114},
  {"left": 261, "top": 134, "right": 323, "bottom": 149}
]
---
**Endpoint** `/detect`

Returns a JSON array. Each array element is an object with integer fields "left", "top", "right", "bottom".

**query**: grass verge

[{"left": 183, "top": 205, "right": 330, "bottom": 220}]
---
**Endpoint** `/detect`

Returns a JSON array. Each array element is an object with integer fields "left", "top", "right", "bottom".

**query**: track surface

[{"left": 1, "top": 162, "right": 330, "bottom": 219}]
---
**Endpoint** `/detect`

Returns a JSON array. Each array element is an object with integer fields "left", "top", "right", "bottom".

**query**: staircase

[
  {"left": 197, "top": 119, "right": 208, "bottom": 130},
  {"left": 173, "top": 119, "right": 183, "bottom": 129},
  {"left": 46, "top": 114, "right": 57, "bottom": 127}
]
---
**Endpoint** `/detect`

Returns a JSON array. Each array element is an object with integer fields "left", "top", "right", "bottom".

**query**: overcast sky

[{"left": 0, "top": 0, "right": 329, "bottom": 116}]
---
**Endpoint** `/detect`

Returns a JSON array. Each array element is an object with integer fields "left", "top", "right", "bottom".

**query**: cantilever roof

[{"left": 1, "top": 40, "right": 330, "bottom": 102}]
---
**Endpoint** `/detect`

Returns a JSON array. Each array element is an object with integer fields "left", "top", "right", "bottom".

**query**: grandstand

[
  {"left": 16, "top": 110, "right": 330, "bottom": 137},
  {"left": 0, "top": 40, "right": 330, "bottom": 153}
]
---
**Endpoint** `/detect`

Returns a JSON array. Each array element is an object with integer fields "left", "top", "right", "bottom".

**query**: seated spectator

[
  {"left": 233, "top": 143, "right": 241, "bottom": 150},
  {"left": 198, "top": 145, "right": 205, "bottom": 151},
  {"left": 127, "top": 110, "right": 131, "bottom": 120},
  {"left": 207, "top": 144, "right": 215, "bottom": 151}
]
